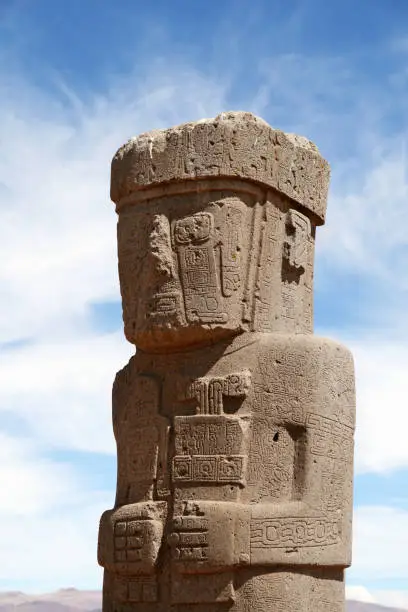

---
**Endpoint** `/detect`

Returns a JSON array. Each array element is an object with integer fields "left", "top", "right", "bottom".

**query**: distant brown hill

[
  {"left": 0, "top": 589, "right": 101, "bottom": 612},
  {"left": 0, "top": 589, "right": 406, "bottom": 612}
]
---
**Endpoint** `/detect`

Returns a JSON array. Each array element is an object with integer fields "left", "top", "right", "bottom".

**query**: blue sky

[{"left": 1, "top": 0, "right": 408, "bottom": 607}]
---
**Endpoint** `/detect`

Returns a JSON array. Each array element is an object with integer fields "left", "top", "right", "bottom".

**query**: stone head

[{"left": 110, "top": 112, "right": 329, "bottom": 352}]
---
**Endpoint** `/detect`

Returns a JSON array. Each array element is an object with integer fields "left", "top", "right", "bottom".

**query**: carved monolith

[{"left": 98, "top": 111, "right": 355, "bottom": 612}]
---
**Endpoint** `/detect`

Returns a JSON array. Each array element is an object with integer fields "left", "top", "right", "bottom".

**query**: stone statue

[{"left": 97, "top": 112, "right": 355, "bottom": 611}]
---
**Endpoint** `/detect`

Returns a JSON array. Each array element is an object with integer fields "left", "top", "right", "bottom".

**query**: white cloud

[
  {"left": 0, "top": 431, "right": 110, "bottom": 591},
  {"left": 0, "top": 493, "right": 110, "bottom": 592},
  {"left": 345, "top": 505, "right": 408, "bottom": 609},
  {"left": 372, "top": 590, "right": 408, "bottom": 609},
  {"left": 0, "top": 429, "right": 109, "bottom": 589},
  {"left": 346, "top": 586, "right": 377, "bottom": 604},
  {"left": 349, "top": 505, "right": 408, "bottom": 582},
  {"left": 346, "top": 585, "right": 408, "bottom": 609},
  {"left": 353, "top": 342, "right": 408, "bottom": 474},
  {"left": 319, "top": 147, "right": 408, "bottom": 282},
  {"left": 0, "top": 433, "right": 78, "bottom": 516},
  {"left": 0, "top": 63, "right": 229, "bottom": 344},
  {"left": 0, "top": 332, "right": 132, "bottom": 454}
]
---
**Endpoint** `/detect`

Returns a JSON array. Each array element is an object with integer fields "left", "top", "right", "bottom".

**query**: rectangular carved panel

[
  {"left": 172, "top": 454, "right": 246, "bottom": 484},
  {"left": 250, "top": 517, "right": 341, "bottom": 549}
]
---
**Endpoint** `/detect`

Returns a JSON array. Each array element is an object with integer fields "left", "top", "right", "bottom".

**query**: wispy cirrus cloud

[{"left": 0, "top": 63, "right": 230, "bottom": 344}]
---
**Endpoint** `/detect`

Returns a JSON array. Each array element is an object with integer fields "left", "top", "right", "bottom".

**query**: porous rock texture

[{"left": 97, "top": 111, "right": 356, "bottom": 612}]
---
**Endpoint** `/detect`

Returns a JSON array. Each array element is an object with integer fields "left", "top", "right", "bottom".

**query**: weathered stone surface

[
  {"left": 111, "top": 111, "right": 330, "bottom": 224},
  {"left": 98, "top": 112, "right": 355, "bottom": 611},
  {"left": 115, "top": 179, "right": 316, "bottom": 350}
]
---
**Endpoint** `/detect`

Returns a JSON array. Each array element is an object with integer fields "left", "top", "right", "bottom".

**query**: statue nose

[
  {"left": 149, "top": 214, "right": 175, "bottom": 279},
  {"left": 150, "top": 250, "right": 173, "bottom": 278}
]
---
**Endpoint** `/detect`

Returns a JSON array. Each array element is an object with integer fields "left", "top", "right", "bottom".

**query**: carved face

[{"left": 117, "top": 190, "right": 314, "bottom": 352}]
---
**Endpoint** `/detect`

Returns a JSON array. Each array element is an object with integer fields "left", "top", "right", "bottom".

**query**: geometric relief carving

[
  {"left": 113, "top": 576, "right": 158, "bottom": 603},
  {"left": 98, "top": 500, "right": 166, "bottom": 590},
  {"left": 168, "top": 515, "right": 209, "bottom": 562},
  {"left": 173, "top": 454, "right": 246, "bottom": 484},
  {"left": 283, "top": 210, "right": 310, "bottom": 274},
  {"left": 281, "top": 282, "right": 296, "bottom": 321},
  {"left": 322, "top": 469, "right": 345, "bottom": 513},
  {"left": 168, "top": 499, "right": 249, "bottom": 578},
  {"left": 281, "top": 209, "right": 311, "bottom": 328},
  {"left": 221, "top": 206, "right": 243, "bottom": 297},
  {"left": 128, "top": 579, "right": 157, "bottom": 602},
  {"left": 218, "top": 455, "right": 245, "bottom": 482},
  {"left": 306, "top": 413, "right": 353, "bottom": 461},
  {"left": 253, "top": 203, "right": 281, "bottom": 331},
  {"left": 114, "top": 520, "right": 144, "bottom": 562},
  {"left": 180, "top": 370, "right": 251, "bottom": 415},
  {"left": 113, "top": 517, "right": 163, "bottom": 574},
  {"left": 174, "top": 213, "right": 228, "bottom": 324},
  {"left": 174, "top": 416, "right": 247, "bottom": 456},
  {"left": 250, "top": 517, "right": 341, "bottom": 549},
  {"left": 147, "top": 290, "right": 184, "bottom": 322},
  {"left": 173, "top": 413, "right": 250, "bottom": 489},
  {"left": 174, "top": 213, "right": 213, "bottom": 245},
  {"left": 114, "top": 520, "right": 148, "bottom": 563}
]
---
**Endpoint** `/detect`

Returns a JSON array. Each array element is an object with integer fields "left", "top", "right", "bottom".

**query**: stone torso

[{"left": 99, "top": 334, "right": 354, "bottom": 611}]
